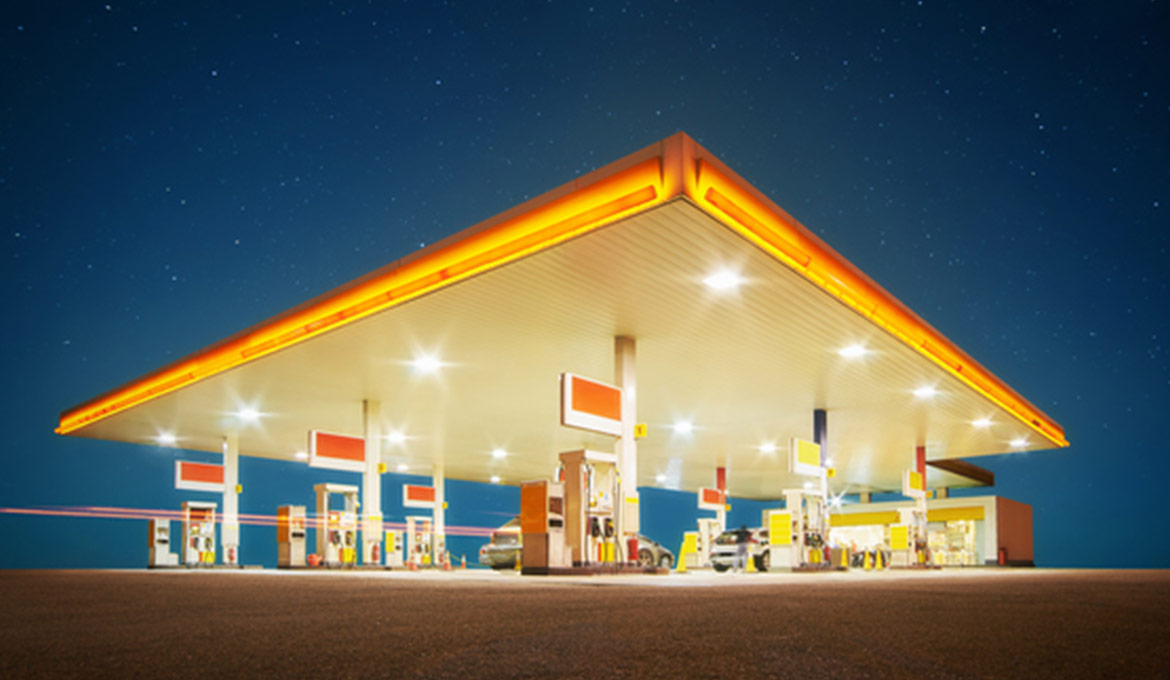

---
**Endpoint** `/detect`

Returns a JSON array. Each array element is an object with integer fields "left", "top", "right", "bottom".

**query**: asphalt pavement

[{"left": 1, "top": 568, "right": 1167, "bottom": 679}]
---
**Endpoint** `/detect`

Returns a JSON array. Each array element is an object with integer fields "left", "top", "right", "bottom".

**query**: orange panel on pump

[
  {"left": 405, "top": 485, "right": 435, "bottom": 503},
  {"left": 520, "top": 482, "right": 548, "bottom": 535},
  {"left": 571, "top": 376, "right": 622, "bottom": 421}
]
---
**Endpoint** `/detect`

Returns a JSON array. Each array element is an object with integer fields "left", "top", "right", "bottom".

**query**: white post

[
  {"left": 433, "top": 463, "right": 446, "bottom": 564},
  {"left": 615, "top": 335, "right": 639, "bottom": 538},
  {"left": 222, "top": 433, "right": 239, "bottom": 566},
  {"left": 362, "top": 399, "right": 383, "bottom": 565}
]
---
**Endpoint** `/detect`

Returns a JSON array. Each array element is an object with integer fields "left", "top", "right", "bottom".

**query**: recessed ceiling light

[
  {"left": 491, "top": 448, "right": 508, "bottom": 459},
  {"left": 973, "top": 418, "right": 993, "bottom": 428},
  {"left": 1010, "top": 437, "right": 1028, "bottom": 448},
  {"left": 293, "top": 451, "right": 308, "bottom": 461},
  {"left": 838, "top": 344, "right": 867, "bottom": 359},
  {"left": 156, "top": 432, "right": 177, "bottom": 446},
  {"left": 490, "top": 475, "right": 501, "bottom": 484},
  {"left": 703, "top": 269, "right": 745, "bottom": 291},
  {"left": 758, "top": 442, "right": 777, "bottom": 454},
  {"left": 236, "top": 407, "right": 261, "bottom": 422},
  {"left": 824, "top": 457, "right": 835, "bottom": 467},
  {"left": 411, "top": 353, "right": 442, "bottom": 375},
  {"left": 396, "top": 463, "right": 409, "bottom": 472},
  {"left": 913, "top": 386, "right": 937, "bottom": 399},
  {"left": 655, "top": 474, "right": 667, "bottom": 484},
  {"left": 386, "top": 431, "right": 406, "bottom": 445},
  {"left": 803, "top": 481, "right": 813, "bottom": 490},
  {"left": 672, "top": 420, "right": 694, "bottom": 435}
]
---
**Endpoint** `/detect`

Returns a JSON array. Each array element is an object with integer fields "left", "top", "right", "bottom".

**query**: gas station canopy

[{"left": 57, "top": 133, "right": 1067, "bottom": 499}]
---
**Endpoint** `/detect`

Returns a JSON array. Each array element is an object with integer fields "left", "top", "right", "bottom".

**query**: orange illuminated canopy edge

[{"left": 57, "top": 132, "right": 1067, "bottom": 449}]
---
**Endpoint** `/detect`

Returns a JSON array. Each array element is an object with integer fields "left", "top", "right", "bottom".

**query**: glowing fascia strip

[
  {"left": 692, "top": 159, "right": 1068, "bottom": 449},
  {"left": 57, "top": 158, "right": 663, "bottom": 434}
]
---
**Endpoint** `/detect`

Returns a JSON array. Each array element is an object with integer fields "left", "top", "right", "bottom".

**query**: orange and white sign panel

[
  {"left": 309, "top": 430, "right": 365, "bottom": 472},
  {"left": 175, "top": 461, "right": 225, "bottom": 493},
  {"left": 403, "top": 484, "right": 436, "bottom": 509},
  {"left": 560, "top": 373, "right": 623, "bottom": 437},
  {"left": 698, "top": 487, "right": 725, "bottom": 511},
  {"left": 902, "top": 469, "right": 926, "bottom": 500}
]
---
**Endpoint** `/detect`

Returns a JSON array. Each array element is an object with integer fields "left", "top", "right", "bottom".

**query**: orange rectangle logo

[
  {"left": 175, "top": 461, "right": 225, "bottom": 492},
  {"left": 403, "top": 484, "right": 436, "bottom": 509},
  {"left": 309, "top": 430, "right": 366, "bottom": 472},
  {"left": 560, "top": 373, "right": 623, "bottom": 437}
]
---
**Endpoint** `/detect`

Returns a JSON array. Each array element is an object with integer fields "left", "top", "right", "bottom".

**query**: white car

[{"left": 710, "top": 527, "right": 770, "bottom": 572}]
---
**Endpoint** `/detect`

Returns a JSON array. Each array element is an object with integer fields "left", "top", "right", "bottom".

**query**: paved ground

[{"left": 1, "top": 568, "right": 1168, "bottom": 678}]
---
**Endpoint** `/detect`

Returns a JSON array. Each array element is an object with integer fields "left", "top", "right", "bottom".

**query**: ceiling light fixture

[
  {"left": 236, "top": 407, "right": 261, "bottom": 422},
  {"left": 492, "top": 448, "right": 508, "bottom": 459},
  {"left": 1010, "top": 437, "right": 1028, "bottom": 448},
  {"left": 490, "top": 475, "right": 501, "bottom": 484},
  {"left": 293, "top": 451, "right": 308, "bottom": 461},
  {"left": 386, "top": 431, "right": 406, "bottom": 445},
  {"left": 838, "top": 344, "right": 867, "bottom": 359},
  {"left": 703, "top": 269, "right": 745, "bottom": 291},
  {"left": 672, "top": 420, "right": 694, "bottom": 435},
  {"left": 758, "top": 442, "right": 777, "bottom": 454},
  {"left": 156, "top": 432, "right": 177, "bottom": 446},
  {"left": 411, "top": 353, "right": 442, "bottom": 375},
  {"left": 973, "top": 418, "right": 993, "bottom": 428},
  {"left": 396, "top": 463, "right": 409, "bottom": 472},
  {"left": 913, "top": 386, "right": 937, "bottom": 399},
  {"left": 655, "top": 474, "right": 667, "bottom": 484}
]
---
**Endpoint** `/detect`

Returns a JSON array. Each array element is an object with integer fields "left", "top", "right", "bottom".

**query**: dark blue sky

[{"left": 2, "top": 1, "right": 1166, "bottom": 568}]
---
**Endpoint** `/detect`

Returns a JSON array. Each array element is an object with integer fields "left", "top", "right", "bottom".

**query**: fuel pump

[
  {"left": 775, "top": 488, "right": 830, "bottom": 570},
  {"left": 696, "top": 518, "right": 723, "bottom": 568},
  {"left": 314, "top": 483, "right": 359, "bottom": 567},
  {"left": 147, "top": 518, "right": 178, "bottom": 567},
  {"left": 406, "top": 516, "right": 434, "bottom": 567},
  {"left": 520, "top": 480, "right": 567, "bottom": 569},
  {"left": 277, "top": 505, "right": 307, "bottom": 567},
  {"left": 182, "top": 501, "right": 217, "bottom": 567},
  {"left": 384, "top": 530, "right": 404, "bottom": 568},
  {"left": 559, "top": 449, "right": 618, "bottom": 567}
]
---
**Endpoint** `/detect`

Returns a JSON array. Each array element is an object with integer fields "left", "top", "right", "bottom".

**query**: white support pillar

[
  {"left": 615, "top": 335, "right": 639, "bottom": 537},
  {"left": 362, "top": 399, "right": 383, "bottom": 565},
  {"left": 222, "top": 433, "right": 239, "bottom": 566},
  {"left": 433, "top": 463, "right": 446, "bottom": 564}
]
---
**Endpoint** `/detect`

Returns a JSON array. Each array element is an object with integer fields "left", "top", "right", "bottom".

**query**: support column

[
  {"left": 362, "top": 399, "right": 383, "bottom": 565},
  {"left": 715, "top": 466, "right": 727, "bottom": 532},
  {"left": 614, "top": 335, "right": 639, "bottom": 537},
  {"left": 433, "top": 463, "right": 446, "bottom": 564},
  {"left": 222, "top": 433, "right": 239, "bottom": 566},
  {"left": 814, "top": 409, "right": 829, "bottom": 465}
]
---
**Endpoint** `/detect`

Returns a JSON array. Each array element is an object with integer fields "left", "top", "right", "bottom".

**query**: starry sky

[{"left": 2, "top": 1, "right": 1166, "bottom": 568}]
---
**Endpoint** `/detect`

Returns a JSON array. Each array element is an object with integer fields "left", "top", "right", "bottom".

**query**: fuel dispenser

[
  {"left": 696, "top": 517, "right": 723, "bottom": 568},
  {"left": 277, "top": 505, "right": 307, "bottom": 567},
  {"left": 406, "top": 516, "right": 434, "bottom": 567},
  {"left": 147, "top": 518, "right": 178, "bottom": 567},
  {"left": 560, "top": 449, "right": 619, "bottom": 566},
  {"left": 520, "top": 480, "right": 568, "bottom": 569},
  {"left": 769, "top": 488, "right": 830, "bottom": 571},
  {"left": 384, "top": 530, "right": 404, "bottom": 568},
  {"left": 182, "top": 501, "right": 217, "bottom": 567},
  {"left": 891, "top": 505, "right": 929, "bottom": 567},
  {"left": 314, "top": 483, "right": 359, "bottom": 567}
]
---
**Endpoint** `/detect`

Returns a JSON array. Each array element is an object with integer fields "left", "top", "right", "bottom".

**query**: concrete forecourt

[{"left": 2, "top": 569, "right": 1167, "bottom": 679}]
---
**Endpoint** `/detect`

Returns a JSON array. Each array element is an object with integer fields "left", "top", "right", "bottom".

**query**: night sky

[{"left": 2, "top": 2, "right": 1166, "bottom": 568}]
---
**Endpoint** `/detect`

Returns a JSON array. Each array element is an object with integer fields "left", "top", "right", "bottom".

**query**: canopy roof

[{"left": 58, "top": 133, "right": 1066, "bottom": 499}]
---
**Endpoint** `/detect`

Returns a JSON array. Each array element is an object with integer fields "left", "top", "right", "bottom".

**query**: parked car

[
  {"left": 710, "top": 527, "right": 770, "bottom": 572},
  {"left": 477, "top": 516, "right": 673, "bottom": 569},
  {"left": 634, "top": 534, "right": 674, "bottom": 569},
  {"left": 478, "top": 516, "right": 522, "bottom": 569}
]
